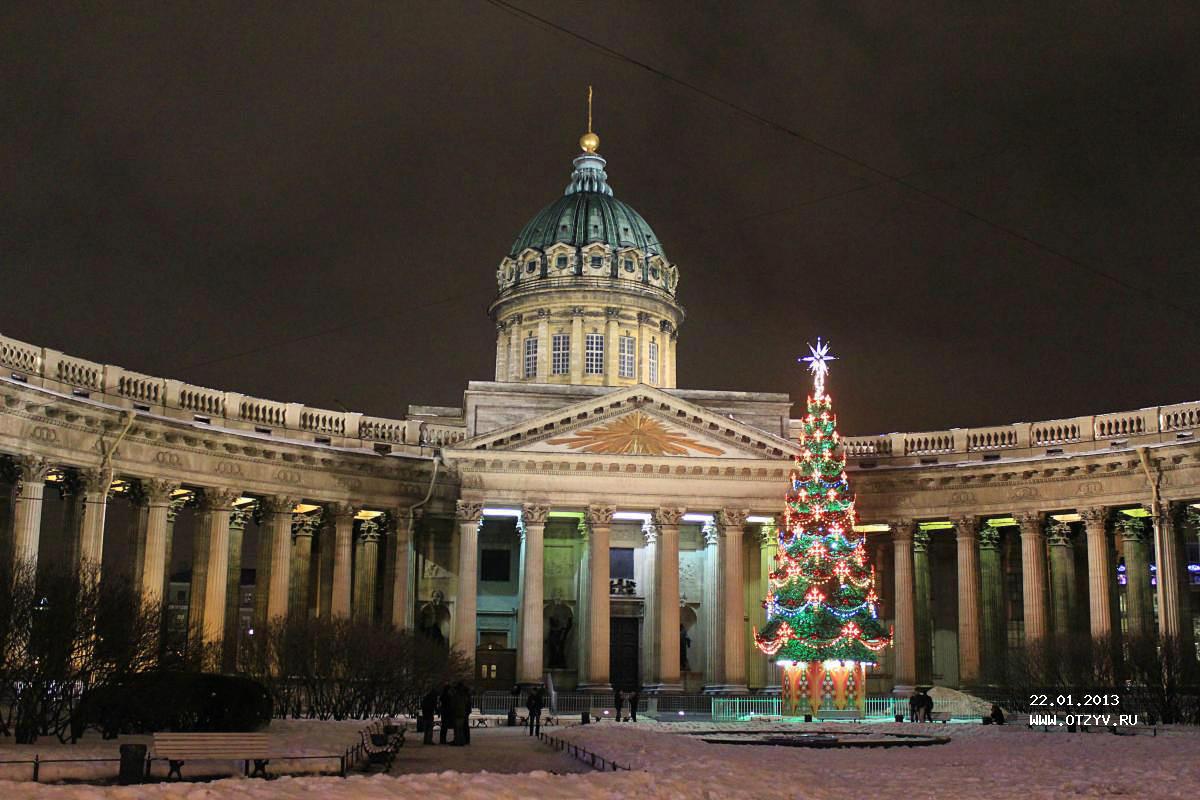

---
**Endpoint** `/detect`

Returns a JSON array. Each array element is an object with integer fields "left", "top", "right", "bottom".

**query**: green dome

[{"left": 509, "top": 153, "right": 666, "bottom": 259}]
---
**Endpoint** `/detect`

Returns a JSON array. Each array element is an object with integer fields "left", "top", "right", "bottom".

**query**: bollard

[
  {"left": 119, "top": 744, "right": 147, "bottom": 785},
  {"left": 581, "top": 711, "right": 589, "bottom": 724}
]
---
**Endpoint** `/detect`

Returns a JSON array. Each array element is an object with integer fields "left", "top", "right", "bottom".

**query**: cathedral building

[{"left": 1, "top": 125, "right": 1197, "bottom": 696}]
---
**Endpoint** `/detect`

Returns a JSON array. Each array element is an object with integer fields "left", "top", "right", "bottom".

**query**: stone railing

[
  {"left": 0, "top": 331, "right": 465, "bottom": 452},
  {"left": 838, "top": 400, "right": 1200, "bottom": 468}
]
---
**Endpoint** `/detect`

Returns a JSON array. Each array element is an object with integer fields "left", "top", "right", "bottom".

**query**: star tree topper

[{"left": 800, "top": 337, "right": 837, "bottom": 396}]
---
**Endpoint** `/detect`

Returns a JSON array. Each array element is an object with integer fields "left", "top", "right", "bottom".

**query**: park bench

[
  {"left": 152, "top": 732, "right": 271, "bottom": 780},
  {"left": 816, "top": 709, "right": 862, "bottom": 722},
  {"left": 469, "top": 708, "right": 490, "bottom": 728},
  {"left": 515, "top": 707, "right": 556, "bottom": 726},
  {"left": 360, "top": 725, "right": 404, "bottom": 772},
  {"left": 929, "top": 711, "right": 953, "bottom": 723}
]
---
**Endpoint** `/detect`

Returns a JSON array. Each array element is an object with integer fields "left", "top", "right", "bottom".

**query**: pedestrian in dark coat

[
  {"left": 454, "top": 681, "right": 472, "bottom": 745},
  {"left": 629, "top": 690, "right": 640, "bottom": 722},
  {"left": 421, "top": 688, "right": 439, "bottom": 745},
  {"left": 527, "top": 687, "right": 544, "bottom": 736},
  {"left": 921, "top": 691, "right": 934, "bottom": 722},
  {"left": 613, "top": 690, "right": 624, "bottom": 721},
  {"left": 438, "top": 684, "right": 453, "bottom": 744}
]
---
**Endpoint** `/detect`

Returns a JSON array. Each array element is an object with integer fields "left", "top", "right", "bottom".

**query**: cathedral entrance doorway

[{"left": 610, "top": 617, "right": 640, "bottom": 691}]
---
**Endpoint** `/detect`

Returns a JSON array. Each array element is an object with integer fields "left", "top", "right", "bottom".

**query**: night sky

[{"left": 4, "top": 3, "right": 1197, "bottom": 436}]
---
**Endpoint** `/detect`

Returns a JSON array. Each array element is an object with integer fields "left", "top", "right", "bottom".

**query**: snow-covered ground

[{"left": 1, "top": 718, "right": 1197, "bottom": 799}]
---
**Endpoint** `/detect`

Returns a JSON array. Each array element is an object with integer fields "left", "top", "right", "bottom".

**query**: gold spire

[{"left": 579, "top": 85, "right": 600, "bottom": 153}]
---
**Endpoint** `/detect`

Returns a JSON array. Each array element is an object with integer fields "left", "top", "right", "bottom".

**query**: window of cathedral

[
  {"left": 585, "top": 333, "right": 604, "bottom": 374},
  {"left": 649, "top": 340, "right": 659, "bottom": 384},
  {"left": 618, "top": 335, "right": 636, "bottom": 378},
  {"left": 552, "top": 333, "right": 570, "bottom": 375},
  {"left": 527, "top": 260, "right": 538, "bottom": 274},
  {"left": 590, "top": 255, "right": 603, "bottom": 268},
  {"left": 524, "top": 336, "right": 538, "bottom": 378},
  {"left": 623, "top": 258, "right": 634, "bottom": 272},
  {"left": 556, "top": 254, "right": 568, "bottom": 268}
]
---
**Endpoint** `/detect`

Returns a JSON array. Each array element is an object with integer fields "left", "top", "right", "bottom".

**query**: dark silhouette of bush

[{"left": 72, "top": 672, "right": 272, "bottom": 738}]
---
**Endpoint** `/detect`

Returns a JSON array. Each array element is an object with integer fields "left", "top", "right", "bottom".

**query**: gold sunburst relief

[{"left": 546, "top": 411, "right": 725, "bottom": 456}]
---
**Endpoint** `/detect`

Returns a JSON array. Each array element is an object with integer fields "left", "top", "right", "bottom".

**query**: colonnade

[
  {"left": 454, "top": 501, "right": 768, "bottom": 692},
  {"left": 1, "top": 453, "right": 418, "bottom": 665},
  {"left": 887, "top": 504, "right": 1196, "bottom": 691}
]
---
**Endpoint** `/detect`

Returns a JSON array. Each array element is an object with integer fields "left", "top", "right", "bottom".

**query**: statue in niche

[
  {"left": 680, "top": 624, "right": 691, "bottom": 672},
  {"left": 418, "top": 590, "right": 449, "bottom": 648},
  {"left": 545, "top": 613, "right": 573, "bottom": 669}
]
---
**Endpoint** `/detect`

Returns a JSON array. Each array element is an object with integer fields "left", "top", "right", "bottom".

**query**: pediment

[{"left": 453, "top": 385, "right": 800, "bottom": 460}]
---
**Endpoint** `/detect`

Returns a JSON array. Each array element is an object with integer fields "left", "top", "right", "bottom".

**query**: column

[
  {"left": 978, "top": 526, "right": 1005, "bottom": 683},
  {"left": 1047, "top": 521, "right": 1075, "bottom": 637},
  {"left": 188, "top": 500, "right": 212, "bottom": 639},
  {"left": 667, "top": 330, "right": 678, "bottom": 387},
  {"left": 701, "top": 518, "right": 724, "bottom": 691},
  {"left": 508, "top": 318, "right": 521, "bottom": 381},
  {"left": 1016, "top": 512, "right": 1049, "bottom": 645},
  {"left": 535, "top": 310, "right": 549, "bottom": 378},
  {"left": 1120, "top": 516, "right": 1153, "bottom": 639},
  {"left": 223, "top": 504, "right": 251, "bottom": 671},
  {"left": 636, "top": 312, "right": 651, "bottom": 383},
  {"left": 719, "top": 508, "right": 749, "bottom": 693},
  {"left": 1154, "top": 503, "right": 1189, "bottom": 643},
  {"left": 163, "top": 494, "right": 186, "bottom": 603},
  {"left": 56, "top": 470, "right": 85, "bottom": 567},
  {"left": 129, "top": 488, "right": 150, "bottom": 588},
  {"left": 139, "top": 479, "right": 178, "bottom": 607},
  {"left": 389, "top": 510, "right": 417, "bottom": 629},
  {"left": 494, "top": 321, "right": 508, "bottom": 381},
  {"left": 453, "top": 501, "right": 482, "bottom": 662},
  {"left": 518, "top": 504, "right": 549, "bottom": 685},
  {"left": 582, "top": 505, "right": 613, "bottom": 690},
  {"left": 575, "top": 517, "right": 591, "bottom": 682},
  {"left": 654, "top": 508, "right": 684, "bottom": 693},
  {"left": 200, "top": 488, "right": 238, "bottom": 648},
  {"left": 890, "top": 520, "right": 916, "bottom": 692},
  {"left": 264, "top": 495, "right": 300, "bottom": 622},
  {"left": 953, "top": 516, "right": 982, "bottom": 687},
  {"left": 641, "top": 516, "right": 659, "bottom": 690},
  {"left": 569, "top": 309, "right": 584, "bottom": 384},
  {"left": 78, "top": 467, "right": 113, "bottom": 571},
  {"left": 330, "top": 503, "right": 356, "bottom": 618},
  {"left": 913, "top": 529, "right": 932, "bottom": 683},
  {"left": 290, "top": 513, "right": 319, "bottom": 619},
  {"left": 604, "top": 308, "right": 620, "bottom": 380},
  {"left": 355, "top": 518, "right": 381, "bottom": 623},
  {"left": 758, "top": 521, "right": 780, "bottom": 693},
  {"left": 316, "top": 513, "right": 335, "bottom": 618},
  {"left": 11, "top": 456, "right": 50, "bottom": 571},
  {"left": 1080, "top": 507, "right": 1113, "bottom": 641}
]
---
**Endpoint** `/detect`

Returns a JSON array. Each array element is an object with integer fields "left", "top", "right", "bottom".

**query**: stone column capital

[
  {"left": 1046, "top": 520, "right": 1073, "bottom": 547},
  {"left": 887, "top": 519, "right": 914, "bottom": 541},
  {"left": 455, "top": 500, "right": 484, "bottom": 522},
  {"left": 758, "top": 521, "right": 778, "bottom": 548},
  {"left": 1079, "top": 506, "right": 1109, "bottom": 529},
  {"left": 143, "top": 478, "right": 180, "bottom": 506},
  {"left": 199, "top": 486, "right": 240, "bottom": 512},
  {"left": 263, "top": 494, "right": 301, "bottom": 515},
  {"left": 586, "top": 505, "right": 615, "bottom": 526},
  {"left": 229, "top": 505, "right": 253, "bottom": 529},
  {"left": 166, "top": 493, "right": 190, "bottom": 522},
  {"left": 641, "top": 518, "right": 658, "bottom": 545},
  {"left": 978, "top": 527, "right": 1001, "bottom": 549},
  {"left": 1015, "top": 511, "right": 1042, "bottom": 535},
  {"left": 359, "top": 518, "right": 383, "bottom": 542},
  {"left": 331, "top": 501, "right": 358, "bottom": 521},
  {"left": 292, "top": 511, "right": 322, "bottom": 538},
  {"left": 80, "top": 467, "right": 114, "bottom": 495},
  {"left": 15, "top": 455, "right": 52, "bottom": 483},
  {"left": 1118, "top": 515, "right": 1149, "bottom": 542},
  {"left": 702, "top": 518, "right": 719, "bottom": 547},
  {"left": 521, "top": 503, "right": 551, "bottom": 525},
  {"left": 952, "top": 516, "right": 977, "bottom": 539},
  {"left": 655, "top": 507, "right": 687, "bottom": 527},
  {"left": 717, "top": 508, "right": 749, "bottom": 532},
  {"left": 913, "top": 529, "right": 931, "bottom": 552}
]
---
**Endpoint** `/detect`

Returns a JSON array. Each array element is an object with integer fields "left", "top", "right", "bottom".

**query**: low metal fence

[
  {"left": 712, "top": 695, "right": 982, "bottom": 721},
  {"left": 537, "top": 731, "right": 631, "bottom": 771}
]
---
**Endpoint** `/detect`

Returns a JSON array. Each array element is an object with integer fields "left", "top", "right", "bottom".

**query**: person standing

[
  {"left": 629, "top": 690, "right": 640, "bottom": 722},
  {"left": 421, "top": 688, "right": 439, "bottom": 745},
  {"left": 527, "top": 687, "right": 543, "bottom": 737},
  {"left": 613, "top": 690, "right": 624, "bottom": 722},
  {"left": 921, "top": 691, "right": 934, "bottom": 723},
  {"left": 454, "top": 681, "right": 472, "bottom": 745},
  {"left": 438, "top": 684, "right": 453, "bottom": 744}
]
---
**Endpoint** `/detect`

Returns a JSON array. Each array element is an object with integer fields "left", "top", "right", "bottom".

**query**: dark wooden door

[{"left": 609, "top": 618, "right": 640, "bottom": 692}]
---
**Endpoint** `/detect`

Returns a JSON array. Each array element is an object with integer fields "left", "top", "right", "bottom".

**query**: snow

[{"left": 2, "top": 718, "right": 1198, "bottom": 799}]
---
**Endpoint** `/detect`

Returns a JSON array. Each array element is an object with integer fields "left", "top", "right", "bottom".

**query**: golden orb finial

[{"left": 579, "top": 85, "right": 599, "bottom": 153}]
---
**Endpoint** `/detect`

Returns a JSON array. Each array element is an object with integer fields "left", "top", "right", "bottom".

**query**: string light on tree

[{"left": 754, "top": 339, "right": 892, "bottom": 716}]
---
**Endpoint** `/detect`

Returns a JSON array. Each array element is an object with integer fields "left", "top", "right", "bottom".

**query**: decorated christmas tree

[{"left": 754, "top": 339, "right": 891, "bottom": 715}]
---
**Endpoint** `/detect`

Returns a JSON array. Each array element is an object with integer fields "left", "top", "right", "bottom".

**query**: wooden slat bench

[
  {"left": 929, "top": 711, "right": 953, "bottom": 723},
  {"left": 152, "top": 732, "right": 271, "bottom": 780}
]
